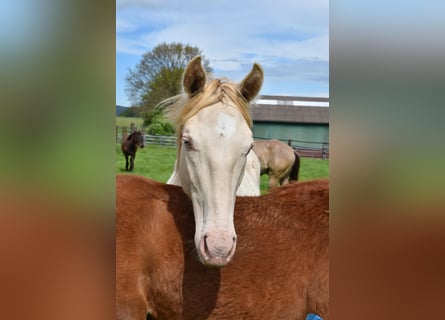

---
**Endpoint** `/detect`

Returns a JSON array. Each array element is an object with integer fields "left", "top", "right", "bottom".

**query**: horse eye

[{"left": 182, "top": 137, "right": 193, "bottom": 150}]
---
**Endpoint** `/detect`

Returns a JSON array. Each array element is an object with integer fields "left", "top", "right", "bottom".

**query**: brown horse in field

[
  {"left": 121, "top": 131, "right": 145, "bottom": 171},
  {"left": 253, "top": 139, "right": 301, "bottom": 189},
  {"left": 116, "top": 175, "right": 329, "bottom": 320}
]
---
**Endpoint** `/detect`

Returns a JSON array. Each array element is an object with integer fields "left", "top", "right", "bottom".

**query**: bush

[{"left": 144, "top": 109, "right": 175, "bottom": 136}]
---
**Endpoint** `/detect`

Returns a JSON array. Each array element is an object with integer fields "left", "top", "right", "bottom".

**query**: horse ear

[
  {"left": 183, "top": 56, "right": 207, "bottom": 96},
  {"left": 238, "top": 63, "right": 264, "bottom": 102}
]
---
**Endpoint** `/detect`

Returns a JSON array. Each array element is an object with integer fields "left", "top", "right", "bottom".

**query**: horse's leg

[
  {"left": 125, "top": 155, "right": 129, "bottom": 171},
  {"left": 130, "top": 154, "right": 135, "bottom": 171},
  {"left": 280, "top": 176, "right": 290, "bottom": 185},
  {"left": 268, "top": 174, "right": 279, "bottom": 189}
]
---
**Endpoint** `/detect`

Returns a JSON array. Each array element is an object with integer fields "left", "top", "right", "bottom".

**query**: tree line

[{"left": 121, "top": 42, "right": 212, "bottom": 135}]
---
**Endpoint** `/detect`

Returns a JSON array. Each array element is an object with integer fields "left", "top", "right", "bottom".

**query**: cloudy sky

[{"left": 116, "top": 0, "right": 329, "bottom": 106}]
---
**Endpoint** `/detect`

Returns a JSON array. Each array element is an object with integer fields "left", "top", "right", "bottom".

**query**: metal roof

[{"left": 251, "top": 95, "right": 329, "bottom": 124}]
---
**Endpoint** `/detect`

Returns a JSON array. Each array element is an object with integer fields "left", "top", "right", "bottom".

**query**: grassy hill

[{"left": 116, "top": 105, "right": 128, "bottom": 116}]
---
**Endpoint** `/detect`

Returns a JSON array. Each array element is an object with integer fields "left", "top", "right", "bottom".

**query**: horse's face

[
  {"left": 133, "top": 132, "right": 145, "bottom": 148},
  {"left": 179, "top": 104, "right": 254, "bottom": 267},
  {"left": 176, "top": 56, "right": 263, "bottom": 267}
]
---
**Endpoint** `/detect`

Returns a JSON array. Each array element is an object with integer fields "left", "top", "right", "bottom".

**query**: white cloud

[
  {"left": 116, "top": 0, "right": 329, "bottom": 102},
  {"left": 117, "top": 1, "right": 328, "bottom": 60},
  {"left": 116, "top": 19, "right": 137, "bottom": 33},
  {"left": 210, "top": 60, "right": 243, "bottom": 72}
]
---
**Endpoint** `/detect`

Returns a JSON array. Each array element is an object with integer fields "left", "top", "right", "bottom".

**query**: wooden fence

[
  {"left": 116, "top": 126, "right": 177, "bottom": 148},
  {"left": 144, "top": 134, "right": 176, "bottom": 147},
  {"left": 116, "top": 124, "right": 140, "bottom": 143},
  {"left": 117, "top": 126, "right": 328, "bottom": 159},
  {"left": 254, "top": 137, "right": 329, "bottom": 159},
  {"left": 293, "top": 146, "right": 329, "bottom": 159},
  {"left": 288, "top": 139, "right": 329, "bottom": 160}
]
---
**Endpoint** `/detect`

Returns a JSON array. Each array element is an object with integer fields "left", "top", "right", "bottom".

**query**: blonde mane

[{"left": 164, "top": 79, "right": 253, "bottom": 159}]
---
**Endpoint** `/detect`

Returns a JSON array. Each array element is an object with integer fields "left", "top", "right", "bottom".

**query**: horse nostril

[{"left": 203, "top": 235, "right": 210, "bottom": 253}]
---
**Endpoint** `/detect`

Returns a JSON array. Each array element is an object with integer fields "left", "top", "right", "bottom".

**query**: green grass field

[
  {"left": 116, "top": 116, "right": 144, "bottom": 128},
  {"left": 117, "top": 144, "right": 329, "bottom": 194}
]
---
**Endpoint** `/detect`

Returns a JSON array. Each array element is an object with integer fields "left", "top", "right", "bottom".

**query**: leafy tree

[{"left": 125, "top": 42, "right": 212, "bottom": 115}]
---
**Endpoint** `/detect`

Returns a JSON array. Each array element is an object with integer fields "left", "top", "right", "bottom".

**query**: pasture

[
  {"left": 116, "top": 144, "right": 329, "bottom": 194},
  {"left": 116, "top": 116, "right": 144, "bottom": 128}
]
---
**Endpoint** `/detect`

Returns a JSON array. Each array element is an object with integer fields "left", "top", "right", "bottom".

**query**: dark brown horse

[
  {"left": 116, "top": 175, "right": 329, "bottom": 320},
  {"left": 121, "top": 131, "right": 145, "bottom": 171},
  {"left": 253, "top": 139, "right": 301, "bottom": 189}
]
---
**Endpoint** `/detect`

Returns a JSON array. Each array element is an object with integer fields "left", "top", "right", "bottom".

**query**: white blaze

[{"left": 216, "top": 112, "right": 236, "bottom": 138}]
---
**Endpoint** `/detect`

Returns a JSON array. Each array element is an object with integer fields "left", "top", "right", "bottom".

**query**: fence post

[
  {"left": 116, "top": 126, "right": 118, "bottom": 143},
  {"left": 141, "top": 127, "right": 145, "bottom": 144},
  {"left": 322, "top": 143, "right": 327, "bottom": 159},
  {"left": 130, "top": 123, "right": 135, "bottom": 133}
]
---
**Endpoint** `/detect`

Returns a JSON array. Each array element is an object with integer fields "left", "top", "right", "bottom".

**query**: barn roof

[{"left": 250, "top": 95, "right": 329, "bottom": 125}]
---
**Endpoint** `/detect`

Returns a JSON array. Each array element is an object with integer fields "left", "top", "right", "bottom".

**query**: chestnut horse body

[
  {"left": 253, "top": 139, "right": 301, "bottom": 189},
  {"left": 116, "top": 175, "right": 329, "bottom": 320}
]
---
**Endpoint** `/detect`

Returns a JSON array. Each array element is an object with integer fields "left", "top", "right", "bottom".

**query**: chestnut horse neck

[{"left": 116, "top": 175, "right": 329, "bottom": 319}]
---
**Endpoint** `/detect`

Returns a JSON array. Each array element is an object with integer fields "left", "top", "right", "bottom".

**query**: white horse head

[{"left": 166, "top": 56, "right": 263, "bottom": 267}]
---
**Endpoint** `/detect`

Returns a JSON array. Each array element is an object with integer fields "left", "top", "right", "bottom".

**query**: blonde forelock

[{"left": 164, "top": 79, "right": 253, "bottom": 160}]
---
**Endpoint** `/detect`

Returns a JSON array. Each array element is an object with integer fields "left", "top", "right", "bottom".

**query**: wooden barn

[{"left": 251, "top": 95, "right": 329, "bottom": 158}]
